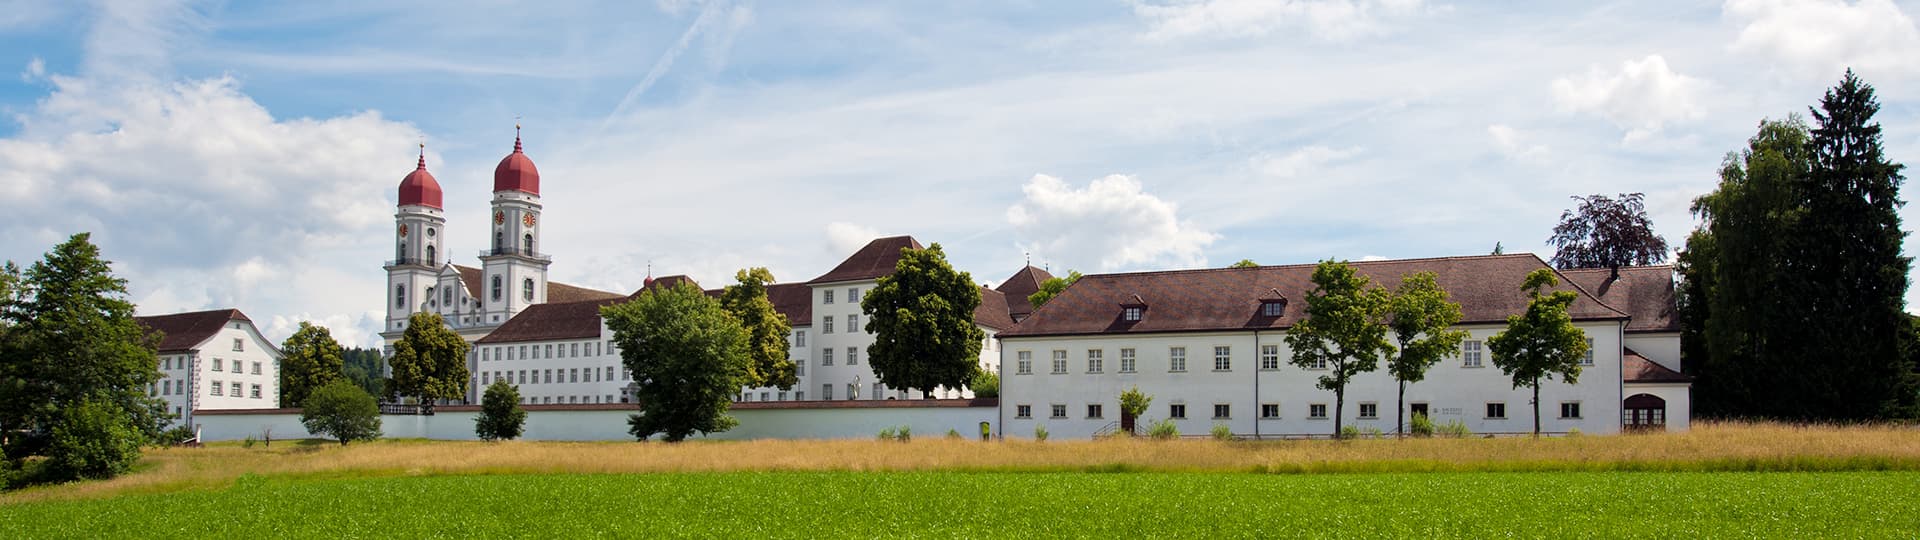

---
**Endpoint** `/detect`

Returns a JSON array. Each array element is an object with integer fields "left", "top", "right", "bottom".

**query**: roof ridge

[
  {"left": 1077, "top": 253, "right": 1544, "bottom": 280},
  {"left": 1534, "top": 254, "right": 1633, "bottom": 320},
  {"left": 137, "top": 307, "right": 243, "bottom": 318}
]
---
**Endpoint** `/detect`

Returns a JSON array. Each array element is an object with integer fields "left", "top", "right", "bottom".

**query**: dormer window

[
  {"left": 1261, "top": 300, "right": 1286, "bottom": 317},
  {"left": 1123, "top": 307, "right": 1144, "bottom": 321}
]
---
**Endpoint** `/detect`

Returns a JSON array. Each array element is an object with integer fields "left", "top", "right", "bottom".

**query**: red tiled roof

[
  {"left": 1624, "top": 348, "right": 1691, "bottom": 383},
  {"left": 1001, "top": 254, "right": 1630, "bottom": 338},
  {"left": 995, "top": 266, "right": 1055, "bottom": 320},
  {"left": 809, "top": 236, "right": 923, "bottom": 284},
  {"left": 1560, "top": 266, "right": 1679, "bottom": 333},
  {"left": 767, "top": 282, "right": 813, "bottom": 327},
  {"left": 136, "top": 309, "right": 250, "bottom": 353},
  {"left": 474, "top": 297, "right": 625, "bottom": 344},
  {"left": 640, "top": 275, "right": 700, "bottom": 295},
  {"left": 453, "top": 265, "right": 623, "bottom": 304},
  {"left": 975, "top": 287, "right": 1015, "bottom": 331}
]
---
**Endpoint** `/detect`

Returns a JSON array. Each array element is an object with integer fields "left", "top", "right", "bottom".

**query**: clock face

[
  {"left": 398, "top": 224, "right": 408, "bottom": 237},
  {"left": 523, "top": 214, "right": 537, "bottom": 227},
  {"left": 494, "top": 211, "right": 505, "bottom": 225}
]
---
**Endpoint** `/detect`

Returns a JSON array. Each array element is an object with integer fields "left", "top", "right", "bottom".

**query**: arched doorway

[{"left": 1622, "top": 393, "right": 1666, "bottom": 431}]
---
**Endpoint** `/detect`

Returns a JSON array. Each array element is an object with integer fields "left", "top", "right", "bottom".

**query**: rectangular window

[
  {"left": 1169, "top": 403, "right": 1187, "bottom": 419},
  {"left": 1087, "top": 404, "right": 1104, "bottom": 419},
  {"left": 231, "top": 382, "right": 243, "bottom": 397},
  {"left": 570, "top": 368, "right": 579, "bottom": 383},
  {"left": 231, "top": 360, "right": 241, "bottom": 373},
  {"left": 1213, "top": 346, "right": 1231, "bottom": 371},
  {"left": 606, "top": 366, "right": 614, "bottom": 381},
  {"left": 847, "top": 314, "right": 859, "bottom": 334},
  {"left": 795, "top": 330, "right": 806, "bottom": 348},
  {"left": 518, "top": 370, "right": 526, "bottom": 384},
  {"left": 519, "top": 346, "right": 527, "bottom": 360},
  {"left": 1310, "top": 403, "right": 1328, "bottom": 419},
  {"left": 546, "top": 345, "right": 554, "bottom": 359},
  {"left": 1086, "top": 349, "right": 1104, "bottom": 373},
  {"left": 1463, "top": 340, "right": 1484, "bottom": 368},
  {"left": 1486, "top": 402, "right": 1507, "bottom": 419},
  {"left": 797, "top": 359, "right": 807, "bottom": 377},
  {"left": 1261, "top": 301, "right": 1284, "bottom": 317},
  {"left": 1051, "top": 350, "right": 1068, "bottom": 374},
  {"left": 1583, "top": 338, "right": 1595, "bottom": 366},
  {"left": 1169, "top": 347, "right": 1187, "bottom": 372},
  {"left": 1359, "top": 402, "right": 1378, "bottom": 419},
  {"left": 823, "top": 384, "right": 833, "bottom": 400},
  {"left": 572, "top": 343, "right": 580, "bottom": 358},
  {"left": 1260, "top": 345, "right": 1280, "bottom": 370},
  {"left": 873, "top": 383, "right": 883, "bottom": 399},
  {"left": 1017, "top": 351, "right": 1033, "bottom": 375},
  {"left": 822, "top": 348, "right": 835, "bottom": 366},
  {"left": 1122, "top": 306, "right": 1143, "bottom": 321},
  {"left": 1119, "top": 348, "right": 1137, "bottom": 373},
  {"left": 1261, "top": 403, "right": 1280, "bottom": 419},
  {"left": 795, "top": 391, "right": 805, "bottom": 401},
  {"left": 250, "top": 384, "right": 262, "bottom": 399},
  {"left": 848, "top": 288, "right": 860, "bottom": 302},
  {"left": 544, "top": 370, "right": 553, "bottom": 384},
  {"left": 1560, "top": 402, "right": 1582, "bottom": 419},
  {"left": 824, "top": 316, "right": 834, "bottom": 334},
  {"left": 211, "top": 381, "right": 222, "bottom": 396},
  {"left": 212, "top": 359, "right": 223, "bottom": 372},
  {"left": 778, "top": 391, "right": 788, "bottom": 401},
  {"left": 252, "top": 362, "right": 261, "bottom": 375},
  {"left": 482, "top": 349, "right": 489, "bottom": 362},
  {"left": 1016, "top": 405, "right": 1032, "bottom": 419},
  {"left": 1212, "top": 404, "right": 1231, "bottom": 419},
  {"left": 233, "top": 338, "right": 244, "bottom": 352},
  {"left": 847, "top": 347, "right": 859, "bottom": 365},
  {"left": 1050, "top": 404, "right": 1067, "bottom": 419},
  {"left": 824, "top": 290, "right": 834, "bottom": 304},
  {"left": 760, "top": 392, "right": 770, "bottom": 402}
]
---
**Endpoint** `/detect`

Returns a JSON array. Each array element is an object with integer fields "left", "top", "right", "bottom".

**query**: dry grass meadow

[{"left": 4, "top": 420, "right": 1917, "bottom": 504}]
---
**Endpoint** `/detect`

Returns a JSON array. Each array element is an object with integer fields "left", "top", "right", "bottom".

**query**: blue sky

[{"left": 4, "top": 0, "right": 1920, "bottom": 347}]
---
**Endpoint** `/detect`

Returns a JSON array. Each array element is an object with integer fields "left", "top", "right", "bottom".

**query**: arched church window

[
  {"left": 495, "top": 230, "right": 504, "bottom": 252},
  {"left": 395, "top": 284, "right": 406, "bottom": 308},
  {"left": 491, "top": 276, "right": 502, "bottom": 301},
  {"left": 426, "top": 245, "right": 435, "bottom": 265},
  {"left": 523, "top": 278, "right": 535, "bottom": 302},
  {"left": 523, "top": 233, "right": 534, "bottom": 254}
]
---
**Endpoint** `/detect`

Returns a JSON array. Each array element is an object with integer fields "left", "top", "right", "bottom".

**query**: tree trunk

[
  {"left": 1396, "top": 380, "right": 1406, "bottom": 439},
  {"left": 1334, "top": 388, "right": 1345, "bottom": 439},
  {"left": 1532, "top": 383, "right": 1541, "bottom": 437}
]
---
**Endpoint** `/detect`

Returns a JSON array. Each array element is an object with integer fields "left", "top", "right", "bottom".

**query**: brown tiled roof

[
  {"left": 453, "top": 265, "right": 623, "bottom": 304},
  {"left": 809, "top": 236, "right": 923, "bottom": 284},
  {"left": 475, "top": 297, "right": 626, "bottom": 344},
  {"left": 975, "top": 287, "right": 1015, "bottom": 331},
  {"left": 995, "top": 266, "right": 1055, "bottom": 320},
  {"left": 136, "top": 309, "right": 250, "bottom": 353},
  {"left": 1001, "top": 254, "right": 1630, "bottom": 338},
  {"left": 1561, "top": 266, "right": 1678, "bottom": 333},
  {"left": 640, "top": 275, "right": 700, "bottom": 295},
  {"left": 1624, "top": 348, "right": 1691, "bottom": 383},
  {"left": 767, "top": 283, "right": 813, "bottom": 327}
]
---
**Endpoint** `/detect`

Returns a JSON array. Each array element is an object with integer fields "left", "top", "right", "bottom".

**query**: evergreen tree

[
  {"left": 603, "top": 282, "right": 751, "bottom": 442},
  {"left": 719, "top": 268, "right": 796, "bottom": 390},
  {"left": 1285, "top": 260, "right": 1394, "bottom": 438},
  {"left": 1385, "top": 272, "right": 1468, "bottom": 437},
  {"left": 279, "top": 322, "right": 345, "bottom": 408},
  {"left": 0, "top": 234, "right": 167, "bottom": 478},
  {"left": 862, "top": 243, "right": 986, "bottom": 398},
  {"left": 1487, "top": 269, "right": 1588, "bottom": 436},
  {"left": 474, "top": 379, "right": 526, "bottom": 442},
  {"left": 385, "top": 312, "right": 471, "bottom": 411}
]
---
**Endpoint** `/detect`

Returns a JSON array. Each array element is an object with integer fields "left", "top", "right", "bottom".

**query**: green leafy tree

[
  {"left": 385, "top": 312, "right": 470, "bottom": 410},
  {"left": 1385, "top": 272, "right": 1468, "bottom": 437},
  {"left": 603, "top": 282, "right": 751, "bottom": 442},
  {"left": 1487, "top": 269, "right": 1588, "bottom": 436},
  {"left": 1025, "top": 270, "right": 1082, "bottom": 309},
  {"left": 474, "top": 379, "right": 526, "bottom": 442},
  {"left": 0, "top": 233, "right": 167, "bottom": 478},
  {"left": 1547, "top": 193, "right": 1669, "bottom": 272},
  {"left": 279, "top": 322, "right": 345, "bottom": 408},
  {"left": 1119, "top": 385, "right": 1152, "bottom": 435},
  {"left": 299, "top": 379, "right": 381, "bottom": 446},
  {"left": 969, "top": 367, "right": 999, "bottom": 398},
  {"left": 1229, "top": 259, "right": 1259, "bottom": 268},
  {"left": 1285, "top": 260, "right": 1393, "bottom": 438},
  {"left": 719, "top": 267, "right": 796, "bottom": 390},
  {"left": 862, "top": 243, "right": 986, "bottom": 398},
  {"left": 341, "top": 347, "right": 386, "bottom": 397}
]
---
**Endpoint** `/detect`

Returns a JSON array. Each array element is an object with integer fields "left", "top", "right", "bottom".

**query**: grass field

[{"left": 3, "top": 471, "right": 1916, "bottom": 537}]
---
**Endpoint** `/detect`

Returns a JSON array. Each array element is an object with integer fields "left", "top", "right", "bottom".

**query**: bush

[
  {"left": 1437, "top": 419, "right": 1472, "bottom": 439},
  {"left": 1210, "top": 423, "right": 1234, "bottom": 441},
  {"left": 1034, "top": 425, "right": 1049, "bottom": 441},
  {"left": 1409, "top": 413, "right": 1434, "bottom": 438},
  {"left": 242, "top": 436, "right": 257, "bottom": 449},
  {"left": 300, "top": 379, "right": 382, "bottom": 446},
  {"left": 969, "top": 369, "right": 998, "bottom": 398},
  {"left": 878, "top": 427, "right": 898, "bottom": 441},
  {"left": 47, "top": 398, "right": 144, "bottom": 480},
  {"left": 157, "top": 425, "right": 195, "bottom": 446},
  {"left": 896, "top": 425, "right": 912, "bottom": 442},
  {"left": 1338, "top": 425, "right": 1361, "bottom": 440},
  {"left": 1363, "top": 426, "right": 1384, "bottom": 439},
  {"left": 946, "top": 429, "right": 963, "bottom": 439},
  {"left": 475, "top": 379, "right": 527, "bottom": 442},
  {"left": 1147, "top": 419, "right": 1179, "bottom": 440}
]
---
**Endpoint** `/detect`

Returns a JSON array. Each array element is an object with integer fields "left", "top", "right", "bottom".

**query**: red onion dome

[
  {"left": 397, "top": 151, "right": 443, "bottom": 209},
  {"left": 493, "top": 130, "right": 540, "bottom": 195}
]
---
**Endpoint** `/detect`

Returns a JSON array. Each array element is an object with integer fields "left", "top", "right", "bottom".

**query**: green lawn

[{"left": 4, "top": 471, "right": 1915, "bottom": 538}]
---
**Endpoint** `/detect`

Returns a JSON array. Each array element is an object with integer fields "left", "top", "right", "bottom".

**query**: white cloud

[
  {"left": 826, "top": 222, "right": 884, "bottom": 256},
  {"left": 1358, "top": 254, "right": 1388, "bottom": 262},
  {"left": 1251, "top": 145, "right": 1361, "bottom": 178},
  {"left": 21, "top": 57, "right": 44, "bottom": 81},
  {"left": 1725, "top": 0, "right": 1920, "bottom": 78},
  {"left": 1550, "top": 54, "right": 1711, "bottom": 141},
  {"left": 1487, "top": 124, "right": 1548, "bottom": 159},
  {"left": 1135, "top": 0, "right": 1433, "bottom": 42},
  {"left": 1006, "top": 174, "right": 1218, "bottom": 272}
]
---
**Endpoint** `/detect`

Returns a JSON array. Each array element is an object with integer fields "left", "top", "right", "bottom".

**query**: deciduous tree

[
  {"left": 1229, "top": 259, "right": 1259, "bottom": 268},
  {"left": 862, "top": 243, "right": 985, "bottom": 398},
  {"left": 603, "top": 282, "right": 751, "bottom": 442},
  {"left": 279, "top": 322, "right": 345, "bottom": 408},
  {"left": 1487, "top": 269, "right": 1587, "bottom": 436},
  {"left": 1547, "top": 193, "right": 1669, "bottom": 273},
  {"left": 1026, "top": 270, "right": 1082, "bottom": 309},
  {"left": 300, "top": 379, "right": 381, "bottom": 446},
  {"left": 1285, "top": 260, "right": 1393, "bottom": 438},
  {"left": 719, "top": 267, "right": 796, "bottom": 390},
  {"left": 385, "top": 312, "right": 470, "bottom": 411},
  {"left": 474, "top": 379, "right": 526, "bottom": 442},
  {"left": 1386, "top": 272, "right": 1468, "bottom": 437}
]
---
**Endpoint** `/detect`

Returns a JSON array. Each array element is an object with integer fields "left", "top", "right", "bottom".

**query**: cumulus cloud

[
  {"left": 826, "top": 222, "right": 885, "bottom": 256},
  {"left": 1551, "top": 55, "right": 1710, "bottom": 141},
  {"left": 1487, "top": 124, "right": 1548, "bottom": 159},
  {"left": 1725, "top": 0, "right": 1920, "bottom": 78},
  {"left": 1006, "top": 174, "right": 1218, "bottom": 272},
  {"left": 1135, "top": 0, "right": 1433, "bottom": 42}
]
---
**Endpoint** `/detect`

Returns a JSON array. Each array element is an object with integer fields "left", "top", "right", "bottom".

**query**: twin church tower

[{"left": 382, "top": 129, "right": 554, "bottom": 345}]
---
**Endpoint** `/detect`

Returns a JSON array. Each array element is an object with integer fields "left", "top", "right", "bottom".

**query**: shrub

[
  {"left": 300, "top": 379, "right": 382, "bottom": 446},
  {"left": 1409, "top": 413, "right": 1434, "bottom": 438},
  {"left": 242, "top": 436, "right": 257, "bottom": 449},
  {"left": 946, "top": 429, "right": 962, "bottom": 439},
  {"left": 475, "top": 379, "right": 527, "bottom": 442},
  {"left": 1437, "top": 419, "right": 1472, "bottom": 439},
  {"left": 1566, "top": 427, "right": 1582, "bottom": 437},
  {"left": 969, "top": 369, "right": 999, "bottom": 398},
  {"left": 1210, "top": 423, "right": 1234, "bottom": 441},
  {"left": 47, "top": 398, "right": 144, "bottom": 480},
  {"left": 1339, "top": 425, "right": 1361, "bottom": 440},
  {"left": 1034, "top": 425, "right": 1049, "bottom": 441},
  {"left": 1363, "top": 426, "right": 1384, "bottom": 439},
  {"left": 1147, "top": 419, "right": 1179, "bottom": 440},
  {"left": 896, "top": 425, "right": 912, "bottom": 442},
  {"left": 878, "top": 427, "right": 897, "bottom": 441}
]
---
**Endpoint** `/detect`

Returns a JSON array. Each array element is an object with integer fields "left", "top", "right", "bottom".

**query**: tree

[
  {"left": 603, "top": 282, "right": 751, "bottom": 442},
  {"left": 341, "top": 347, "right": 386, "bottom": 397},
  {"left": 718, "top": 267, "right": 796, "bottom": 390},
  {"left": 969, "top": 367, "right": 999, "bottom": 398},
  {"left": 299, "top": 379, "right": 381, "bottom": 446},
  {"left": 1487, "top": 269, "right": 1588, "bottom": 436},
  {"left": 385, "top": 312, "right": 470, "bottom": 410},
  {"left": 1385, "top": 272, "right": 1468, "bottom": 437},
  {"left": 474, "top": 379, "right": 526, "bottom": 442},
  {"left": 279, "top": 322, "right": 345, "bottom": 408},
  {"left": 0, "top": 233, "right": 167, "bottom": 479},
  {"left": 1285, "top": 260, "right": 1393, "bottom": 438},
  {"left": 862, "top": 243, "right": 986, "bottom": 398},
  {"left": 1230, "top": 259, "right": 1259, "bottom": 268},
  {"left": 1547, "top": 193, "right": 1669, "bottom": 274},
  {"left": 1491, "top": 242, "right": 1504, "bottom": 255},
  {"left": 1026, "top": 270, "right": 1082, "bottom": 309},
  {"left": 1118, "top": 386, "right": 1152, "bottom": 435}
]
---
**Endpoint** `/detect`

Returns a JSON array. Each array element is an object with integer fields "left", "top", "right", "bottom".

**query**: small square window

[
  {"left": 1119, "top": 348, "right": 1137, "bottom": 373},
  {"left": 1213, "top": 346, "right": 1231, "bottom": 371},
  {"left": 232, "top": 338, "right": 244, "bottom": 352},
  {"left": 823, "top": 348, "right": 835, "bottom": 366},
  {"left": 1169, "top": 404, "right": 1187, "bottom": 419},
  {"left": 211, "top": 380, "right": 222, "bottom": 396},
  {"left": 1463, "top": 340, "right": 1484, "bottom": 368},
  {"left": 1051, "top": 350, "right": 1068, "bottom": 374},
  {"left": 1087, "top": 404, "right": 1104, "bottom": 419},
  {"left": 1560, "top": 402, "right": 1582, "bottom": 419},
  {"left": 847, "top": 347, "right": 859, "bottom": 365},
  {"left": 251, "top": 362, "right": 261, "bottom": 375},
  {"left": 1016, "top": 405, "right": 1032, "bottom": 419},
  {"left": 1050, "top": 404, "right": 1067, "bottom": 419},
  {"left": 1212, "top": 404, "right": 1231, "bottom": 419},
  {"left": 1122, "top": 307, "right": 1144, "bottom": 321},
  {"left": 824, "top": 290, "right": 835, "bottom": 304},
  {"left": 1359, "top": 402, "right": 1378, "bottom": 419},
  {"left": 1260, "top": 344, "right": 1280, "bottom": 370},
  {"left": 1261, "top": 301, "right": 1284, "bottom": 317},
  {"left": 848, "top": 288, "right": 859, "bottom": 303},
  {"left": 212, "top": 359, "right": 223, "bottom": 372},
  {"left": 1086, "top": 349, "right": 1104, "bottom": 373},
  {"left": 1261, "top": 403, "right": 1280, "bottom": 418},
  {"left": 1486, "top": 402, "right": 1508, "bottom": 419},
  {"left": 250, "top": 384, "right": 262, "bottom": 399},
  {"left": 1309, "top": 403, "right": 1328, "bottom": 419}
]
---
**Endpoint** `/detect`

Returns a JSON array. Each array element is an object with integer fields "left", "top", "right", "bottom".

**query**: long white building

[{"left": 136, "top": 308, "right": 283, "bottom": 426}]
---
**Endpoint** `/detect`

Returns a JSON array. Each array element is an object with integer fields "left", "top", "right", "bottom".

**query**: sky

[{"left": 3, "top": 0, "right": 1920, "bottom": 348}]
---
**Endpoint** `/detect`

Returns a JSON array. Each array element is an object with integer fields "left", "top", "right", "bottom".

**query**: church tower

[
  {"left": 478, "top": 126, "right": 551, "bottom": 325},
  {"left": 386, "top": 144, "right": 446, "bottom": 332}
]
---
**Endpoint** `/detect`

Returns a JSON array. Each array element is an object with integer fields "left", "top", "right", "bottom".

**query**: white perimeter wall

[{"left": 194, "top": 404, "right": 998, "bottom": 442}]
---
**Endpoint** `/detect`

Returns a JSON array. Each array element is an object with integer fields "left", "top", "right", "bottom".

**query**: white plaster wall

[
  {"left": 194, "top": 405, "right": 997, "bottom": 442},
  {"left": 474, "top": 337, "right": 630, "bottom": 405},
  {"left": 1624, "top": 382, "right": 1691, "bottom": 432},
  {"left": 1001, "top": 322, "right": 1631, "bottom": 439},
  {"left": 1624, "top": 332, "right": 1682, "bottom": 371}
]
